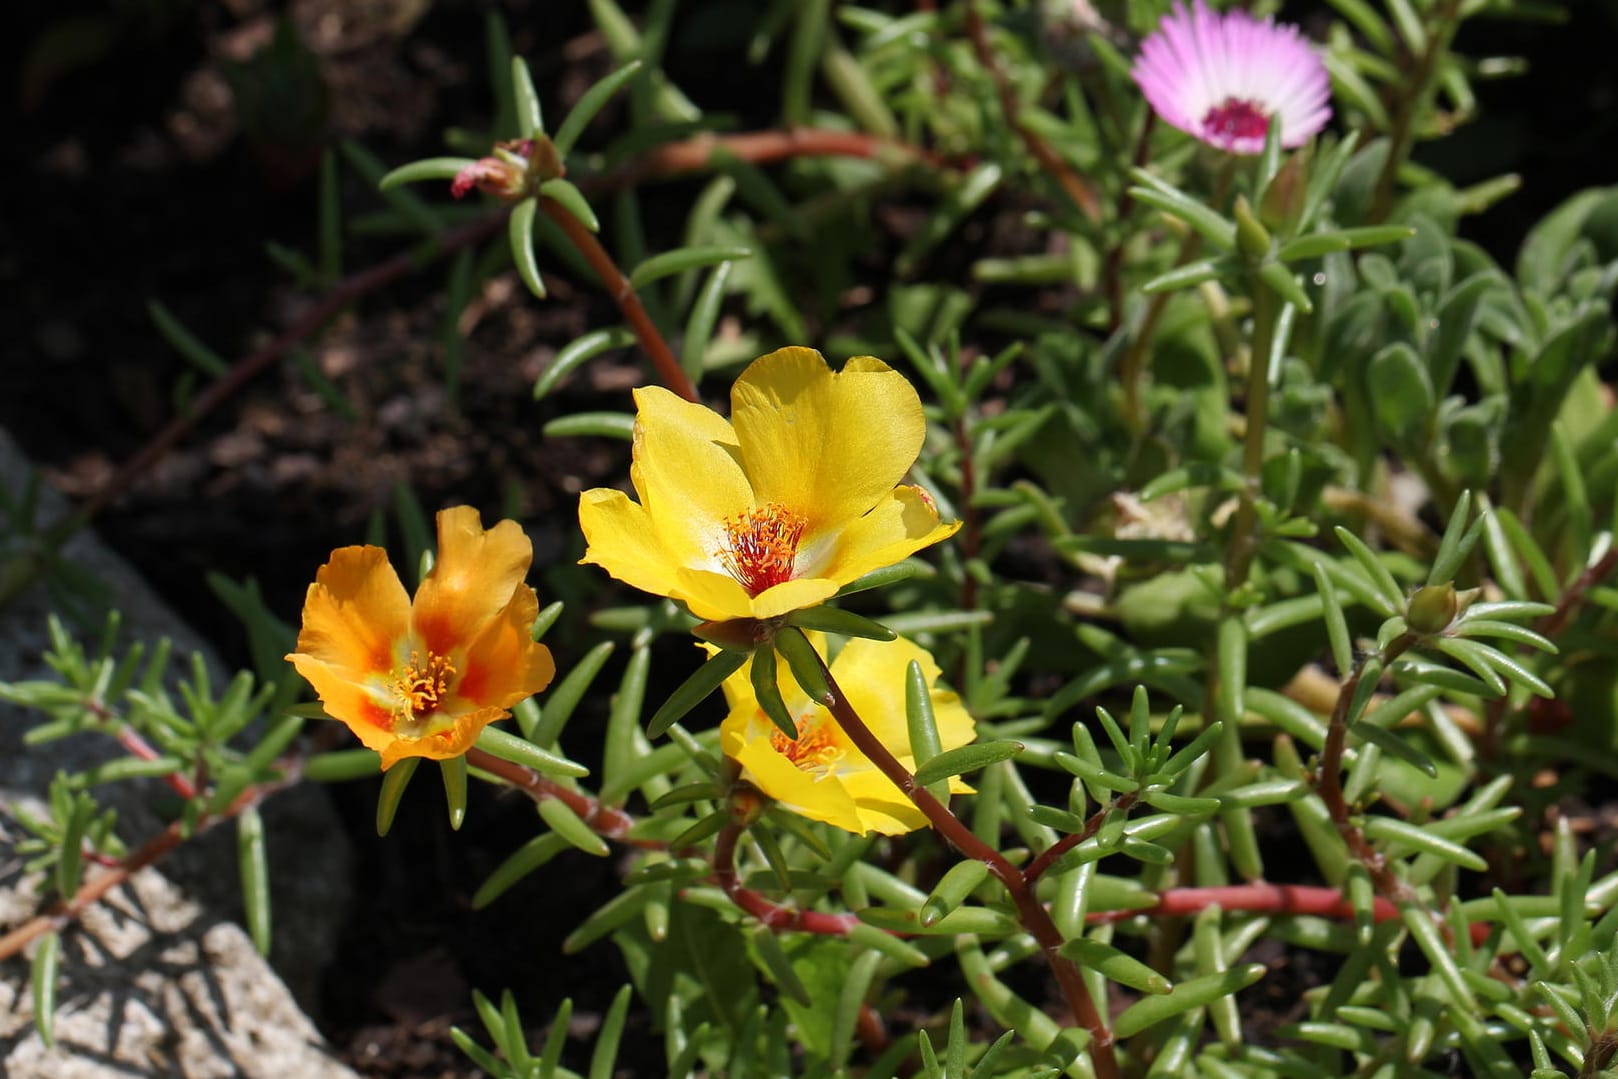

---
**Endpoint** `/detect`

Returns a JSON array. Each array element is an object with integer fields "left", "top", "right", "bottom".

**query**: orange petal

[
  {"left": 290, "top": 546, "right": 411, "bottom": 675},
  {"left": 413, "top": 507, "right": 535, "bottom": 657},
  {"left": 287, "top": 654, "right": 398, "bottom": 751},
  {"left": 377, "top": 706, "right": 507, "bottom": 770},
  {"left": 454, "top": 584, "right": 556, "bottom": 709}
]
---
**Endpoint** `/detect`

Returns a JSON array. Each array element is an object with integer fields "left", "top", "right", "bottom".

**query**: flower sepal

[
  {"left": 774, "top": 627, "right": 833, "bottom": 707},
  {"left": 693, "top": 617, "right": 771, "bottom": 652},
  {"left": 1234, "top": 196, "right": 1273, "bottom": 263},
  {"left": 646, "top": 648, "right": 749, "bottom": 738},
  {"left": 785, "top": 606, "right": 898, "bottom": 643},
  {"left": 375, "top": 757, "right": 419, "bottom": 837},
  {"left": 749, "top": 643, "right": 801, "bottom": 742}
]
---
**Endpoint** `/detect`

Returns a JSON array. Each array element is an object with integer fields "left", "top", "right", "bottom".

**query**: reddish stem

[
  {"left": 1024, "top": 791, "right": 1140, "bottom": 885},
  {"left": 804, "top": 641, "right": 1120, "bottom": 1079},
  {"left": 71, "top": 127, "right": 932, "bottom": 524},
  {"left": 711, "top": 821, "right": 863, "bottom": 934},
  {"left": 463, "top": 747, "right": 648, "bottom": 845},
  {"left": 1093, "top": 884, "right": 1491, "bottom": 947},
  {"left": 538, "top": 197, "right": 698, "bottom": 404},
  {"left": 1316, "top": 633, "right": 1419, "bottom": 902},
  {"left": 0, "top": 768, "right": 296, "bottom": 962},
  {"left": 963, "top": 0, "right": 1102, "bottom": 223},
  {"left": 593, "top": 127, "right": 938, "bottom": 190},
  {"left": 115, "top": 725, "right": 197, "bottom": 800}
]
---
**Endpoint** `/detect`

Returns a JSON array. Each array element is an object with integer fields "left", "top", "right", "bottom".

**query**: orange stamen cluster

[
  {"left": 719, "top": 503, "right": 807, "bottom": 596},
  {"left": 391, "top": 650, "right": 457, "bottom": 727},
  {"left": 770, "top": 717, "right": 843, "bottom": 777}
]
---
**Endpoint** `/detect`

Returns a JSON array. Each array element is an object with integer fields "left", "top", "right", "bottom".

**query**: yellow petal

[
  {"left": 671, "top": 566, "right": 762, "bottom": 622},
  {"left": 631, "top": 385, "right": 753, "bottom": 570},
  {"left": 579, "top": 488, "right": 683, "bottom": 600},
  {"left": 453, "top": 584, "right": 556, "bottom": 709},
  {"left": 413, "top": 508, "right": 535, "bottom": 657},
  {"left": 837, "top": 768, "right": 931, "bottom": 835},
  {"left": 818, "top": 486, "right": 960, "bottom": 586},
  {"left": 721, "top": 714, "right": 866, "bottom": 834},
  {"left": 830, "top": 635, "right": 975, "bottom": 752},
  {"left": 747, "top": 576, "right": 841, "bottom": 621},
  {"left": 290, "top": 546, "right": 411, "bottom": 675},
  {"left": 731, "top": 349, "right": 926, "bottom": 535}
]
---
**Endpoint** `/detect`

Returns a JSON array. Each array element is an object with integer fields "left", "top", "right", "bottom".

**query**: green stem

[
  {"left": 1224, "top": 282, "right": 1282, "bottom": 593},
  {"left": 1117, "top": 162, "right": 1233, "bottom": 434},
  {"left": 1367, "top": 0, "right": 1464, "bottom": 224}
]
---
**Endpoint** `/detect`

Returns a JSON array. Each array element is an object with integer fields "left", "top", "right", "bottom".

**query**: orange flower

[{"left": 285, "top": 507, "right": 556, "bottom": 769}]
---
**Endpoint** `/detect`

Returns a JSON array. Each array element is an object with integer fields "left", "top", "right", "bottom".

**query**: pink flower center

[
  {"left": 391, "top": 650, "right": 456, "bottom": 727},
  {"left": 1201, "top": 98, "right": 1271, "bottom": 147},
  {"left": 719, "top": 503, "right": 806, "bottom": 597}
]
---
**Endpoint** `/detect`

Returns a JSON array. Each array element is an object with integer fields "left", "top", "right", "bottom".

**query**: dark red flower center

[
  {"left": 719, "top": 503, "right": 807, "bottom": 596},
  {"left": 1201, "top": 98, "right": 1271, "bottom": 146}
]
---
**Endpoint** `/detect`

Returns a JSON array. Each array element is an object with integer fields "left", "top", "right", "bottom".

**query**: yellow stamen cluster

[
  {"left": 718, "top": 503, "right": 807, "bottom": 597},
  {"left": 392, "top": 650, "right": 457, "bottom": 726},
  {"left": 769, "top": 717, "right": 843, "bottom": 778}
]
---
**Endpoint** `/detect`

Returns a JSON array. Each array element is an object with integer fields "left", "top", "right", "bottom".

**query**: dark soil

[{"left": 6, "top": 0, "right": 1618, "bottom": 1075}]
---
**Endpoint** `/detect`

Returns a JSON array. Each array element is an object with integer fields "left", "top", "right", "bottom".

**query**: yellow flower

[
  {"left": 577, "top": 347, "right": 959, "bottom": 623},
  {"left": 718, "top": 634, "right": 976, "bottom": 835},
  {"left": 285, "top": 507, "right": 556, "bottom": 769}
]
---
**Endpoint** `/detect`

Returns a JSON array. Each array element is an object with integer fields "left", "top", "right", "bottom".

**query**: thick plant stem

[
  {"left": 1224, "top": 283, "right": 1282, "bottom": 593},
  {"left": 70, "top": 127, "right": 925, "bottom": 526},
  {"left": 1115, "top": 233, "right": 1201, "bottom": 433},
  {"left": 803, "top": 641, "right": 1120, "bottom": 1078},
  {"left": 463, "top": 746, "right": 643, "bottom": 842},
  {"left": 1024, "top": 791, "right": 1139, "bottom": 884},
  {"left": 538, "top": 197, "right": 698, "bottom": 404},
  {"left": 1315, "top": 633, "right": 1419, "bottom": 900},
  {"left": 712, "top": 819, "right": 862, "bottom": 934}
]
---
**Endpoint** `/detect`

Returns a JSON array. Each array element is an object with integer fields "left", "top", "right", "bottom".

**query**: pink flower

[
  {"left": 450, "top": 139, "right": 537, "bottom": 200},
  {"left": 1132, "top": 1, "right": 1330, "bottom": 156}
]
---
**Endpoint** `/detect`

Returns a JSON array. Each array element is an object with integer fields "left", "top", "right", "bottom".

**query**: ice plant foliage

[
  {"left": 1132, "top": 0, "right": 1330, "bottom": 155},
  {"left": 577, "top": 347, "right": 959, "bottom": 622},
  {"left": 285, "top": 507, "right": 555, "bottom": 769},
  {"left": 718, "top": 635, "right": 975, "bottom": 835}
]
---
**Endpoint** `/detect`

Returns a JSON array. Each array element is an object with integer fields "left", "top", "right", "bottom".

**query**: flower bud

[
  {"left": 1234, "top": 195, "right": 1272, "bottom": 262},
  {"left": 728, "top": 783, "right": 769, "bottom": 827},
  {"left": 1259, "top": 147, "right": 1309, "bottom": 233},
  {"left": 1406, "top": 583, "right": 1458, "bottom": 635}
]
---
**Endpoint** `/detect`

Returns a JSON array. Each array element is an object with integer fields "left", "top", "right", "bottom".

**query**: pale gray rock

[{"left": 0, "top": 426, "right": 356, "bottom": 1077}]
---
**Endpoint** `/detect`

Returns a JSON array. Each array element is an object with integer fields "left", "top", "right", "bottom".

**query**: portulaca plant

[{"left": 6, "top": 1, "right": 1618, "bottom": 1077}]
